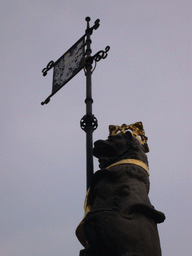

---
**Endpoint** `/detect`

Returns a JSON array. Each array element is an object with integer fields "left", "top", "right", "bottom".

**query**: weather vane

[{"left": 41, "top": 17, "right": 110, "bottom": 190}]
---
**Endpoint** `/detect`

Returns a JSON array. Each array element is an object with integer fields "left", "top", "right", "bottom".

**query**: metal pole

[
  {"left": 85, "top": 17, "right": 93, "bottom": 191},
  {"left": 80, "top": 17, "right": 98, "bottom": 191}
]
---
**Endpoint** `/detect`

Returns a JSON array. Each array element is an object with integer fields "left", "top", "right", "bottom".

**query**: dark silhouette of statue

[{"left": 76, "top": 122, "right": 165, "bottom": 256}]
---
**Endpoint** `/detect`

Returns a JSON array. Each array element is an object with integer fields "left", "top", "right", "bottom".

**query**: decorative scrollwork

[
  {"left": 42, "top": 60, "right": 55, "bottom": 76},
  {"left": 85, "top": 17, "right": 100, "bottom": 35},
  {"left": 93, "top": 46, "right": 110, "bottom": 62},
  {"left": 80, "top": 114, "right": 98, "bottom": 132}
]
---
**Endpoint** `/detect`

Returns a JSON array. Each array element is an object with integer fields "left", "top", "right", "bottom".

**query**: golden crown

[{"left": 109, "top": 121, "right": 149, "bottom": 153}]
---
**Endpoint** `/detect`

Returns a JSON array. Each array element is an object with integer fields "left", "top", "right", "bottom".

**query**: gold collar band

[{"left": 106, "top": 159, "right": 149, "bottom": 175}]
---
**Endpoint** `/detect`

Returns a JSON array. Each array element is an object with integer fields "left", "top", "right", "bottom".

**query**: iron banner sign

[
  {"left": 52, "top": 35, "right": 85, "bottom": 94},
  {"left": 41, "top": 35, "right": 85, "bottom": 105}
]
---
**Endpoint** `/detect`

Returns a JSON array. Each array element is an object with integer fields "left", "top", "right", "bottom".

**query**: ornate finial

[
  {"left": 85, "top": 17, "right": 91, "bottom": 22},
  {"left": 109, "top": 121, "right": 149, "bottom": 153}
]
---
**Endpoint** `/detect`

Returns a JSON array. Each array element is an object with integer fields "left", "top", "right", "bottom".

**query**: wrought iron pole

[
  {"left": 85, "top": 17, "right": 94, "bottom": 191},
  {"left": 80, "top": 17, "right": 98, "bottom": 191}
]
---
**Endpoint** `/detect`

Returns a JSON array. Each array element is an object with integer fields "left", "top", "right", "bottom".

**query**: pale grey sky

[{"left": 1, "top": 0, "right": 192, "bottom": 255}]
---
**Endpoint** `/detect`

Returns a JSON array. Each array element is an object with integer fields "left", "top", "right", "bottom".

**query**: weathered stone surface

[{"left": 78, "top": 129, "right": 165, "bottom": 256}]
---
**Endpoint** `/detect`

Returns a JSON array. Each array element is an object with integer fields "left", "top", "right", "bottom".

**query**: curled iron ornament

[
  {"left": 42, "top": 60, "right": 55, "bottom": 76},
  {"left": 93, "top": 46, "right": 110, "bottom": 62},
  {"left": 85, "top": 17, "right": 100, "bottom": 35}
]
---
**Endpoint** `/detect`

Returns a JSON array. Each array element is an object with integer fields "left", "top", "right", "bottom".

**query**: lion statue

[{"left": 76, "top": 122, "right": 165, "bottom": 256}]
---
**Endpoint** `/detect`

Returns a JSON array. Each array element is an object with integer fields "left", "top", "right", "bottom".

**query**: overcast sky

[{"left": 1, "top": 0, "right": 192, "bottom": 255}]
